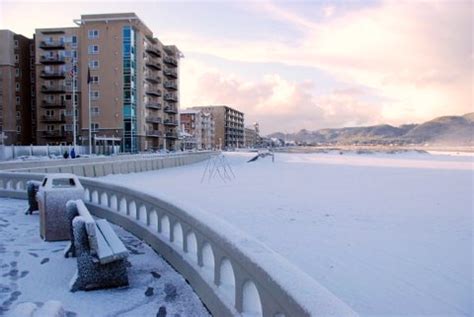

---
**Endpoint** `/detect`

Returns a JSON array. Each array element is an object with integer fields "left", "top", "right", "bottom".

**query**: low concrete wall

[
  {"left": 2, "top": 152, "right": 214, "bottom": 177},
  {"left": 0, "top": 171, "right": 357, "bottom": 317}
]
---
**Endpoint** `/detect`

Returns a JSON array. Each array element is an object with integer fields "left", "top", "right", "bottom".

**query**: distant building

[
  {"left": 180, "top": 109, "right": 215, "bottom": 150},
  {"left": 191, "top": 105, "right": 244, "bottom": 149},
  {"left": 244, "top": 123, "right": 260, "bottom": 148},
  {"left": 0, "top": 30, "right": 35, "bottom": 145}
]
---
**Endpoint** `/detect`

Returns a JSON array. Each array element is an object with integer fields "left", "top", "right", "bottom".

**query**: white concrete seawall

[{"left": 0, "top": 159, "right": 357, "bottom": 316}]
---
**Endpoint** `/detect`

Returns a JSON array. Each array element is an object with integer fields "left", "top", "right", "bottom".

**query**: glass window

[
  {"left": 88, "top": 45, "right": 99, "bottom": 54},
  {"left": 89, "top": 60, "right": 99, "bottom": 69},
  {"left": 71, "top": 36, "right": 77, "bottom": 47},
  {"left": 88, "top": 29, "right": 99, "bottom": 39}
]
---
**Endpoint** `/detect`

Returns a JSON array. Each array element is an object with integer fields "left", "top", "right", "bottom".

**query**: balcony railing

[
  {"left": 144, "top": 72, "right": 161, "bottom": 84},
  {"left": 42, "top": 130, "right": 67, "bottom": 138},
  {"left": 41, "top": 114, "right": 66, "bottom": 123},
  {"left": 145, "top": 102, "right": 161, "bottom": 110},
  {"left": 146, "top": 130, "right": 162, "bottom": 137},
  {"left": 40, "top": 70, "right": 66, "bottom": 79},
  {"left": 164, "top": 81, "right": 177, "bottom": 90},
  {"left": 164, "top": 105, "right": 177, "bottom": 113},
  {"left": 41, "top": 84, "right": 66, "bottom": 93},
  {"left": 41, "top": 100, "right": 66, "bottom": 108},
  {"left": 145, "top": 58, "right": 161, "bottom": 70},
  {"left": 164, "top": 119, "right": 178, "bottom": 126},
  {"left": 40, "top": 55, "right": 65, "bottom": 64},
  {"left": 145, "top": 87, "right": 162, "bottom": 97},
  {"left": 163, "top": 68, "right": 178, "bottom": 79},
  {"left": 145, "top": 45, "right": 161, "bottom": 57},
  {"left": 146, "top": 116, "right": 162, "bottom": 124},
  {"left": 163, "top": 56, "right": 178, "bottom": 67},
  {"left": 39, "top": 40, "right": 65, "bottom": 50},
  {"left": 164, "top": 93, "right": 178, "bottom": 102},
  {"left": 165, "top": 132, "right": 178, "bottom": 139}
]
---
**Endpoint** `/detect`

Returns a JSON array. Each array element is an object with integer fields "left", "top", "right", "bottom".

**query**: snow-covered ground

[
  {"left": 0, "top": 198, "right": 209, "bottom": 317},
  {"left": 102, "top": 151, "right": 473, "bottom": 316}
]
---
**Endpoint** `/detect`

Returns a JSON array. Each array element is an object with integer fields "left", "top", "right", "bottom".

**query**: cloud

[
  {"left": 180, "top": 60, "right": 382, "bottom": 134},
  {"left": 170, "top": 0, "right": 472, "bottom": 130}
]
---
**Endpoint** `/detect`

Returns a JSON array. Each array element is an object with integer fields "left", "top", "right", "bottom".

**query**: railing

[
  {"left": 42, "top": 100, "right": 66, "bottom": 108},
  {"left": 164, "top": 81, "right": 177, "bottom": 90},
  {"left": 145, "top": 102, "right": 161, "bottom": 110},
  {"left": 40, "top": 70, "right": 66, "bottom": 79},
  {"left": 145, "top": 45, "right": 161, "bottom": 57},
  {"left": 163, "top": 68, "right": 178, "bottom": 78},
  {"left": 164, "top": 93, "right": 178, "bottom": 102},
  {"left": 39, "top": 40, "right": 65, "bottom": 49},
  {"left": 0, "top": 168, "right": 357, "bottom": 317},
  {"left": 146, "top": 116, "right": 162, "bottom": 124},
  {"left": 40, "top": 55, "right": 65, "bottom": 64},
  {"left": 164, "top": 119, "right": 178, "bottom": 126},
  {"left": 163, "top": 56, "right": 178, "bottom": 67},
  {"left": 146, "top": 130, "right": 162, "bottom": 137},
  {"left": 145, "top": 86, "right": 162, "bottom": 97},
  {"left": 41, "top": 114, "right": 66, "bottom": 123},
  {"left": 41, "top": 84, "right": 66, "bottom": 93},
  {"left": 165, "top": 132, "right": 178, "bottom": 139},
  {"left": 164, "top": 105, "right": 177, "bottom": 113}
]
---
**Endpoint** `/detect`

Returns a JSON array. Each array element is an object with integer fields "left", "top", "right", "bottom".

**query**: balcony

[
  {"left": 165, "top": 132, "right": 178, "bottom": 139},
  {"left": 41, "top": 84, "right": 66, "bottom": 94},
  {"left": 164, "top": 81, "right": 177, "bottom": 90},
  {"left": 39, "top": 40, "right": 65, "bottom": 50},
  {"left": 164, "top": 93, "right": 178, "bottom": 102},
  {"left": 164, "top": 119, "right": 178, "bottom": 126},
  {"left": 42, "top": 130, "right": 66, "bottom": 138},
  {"left": 40, "top": 70, "right": 65, "bottom": 79},
  {"left": 145, "top": 45, "right": 161, "bottom": 57},
  {"left": 40, "top": 55, "right": 65, "bottom": 64},
  {"left": 145, "top": 87, "right": 162, "bottom": 97},
  {"left": 146, "top": 116, "right": 162, "bottom": 124},
  {"left": 146, "top": 130, "right": 162, "bottom": 137},
  {"left": 41, "top": 114, "right": 66, "bottom": 123},
  {"left": 145, "top": 58, "right": 161, "bottom": 71},
  {"left": 145, "top": 102, "right": 161, "bottom": 110},
  {"left": 144, "top": 72, "right": 161, "bottom": 84},
  {"left": 164, "top": 105, "right": 177, "bottom": 114},
  {"left": 163, "top": 56, "right": 178, "bottom": 67},
  {"left": 41, "top": 100, "right": 66, "bottom": 108},
  {"left": 163, "top": 69, "right": 178, "bottom": 79}
]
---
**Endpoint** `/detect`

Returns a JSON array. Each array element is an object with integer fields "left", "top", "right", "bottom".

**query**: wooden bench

[{"left": 65, "top": 199, "right": 129, "bottom": 292}]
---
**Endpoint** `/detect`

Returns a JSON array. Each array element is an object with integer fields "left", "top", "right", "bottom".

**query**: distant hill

[{"left": 268, "top": 113, "right": 474, "bottom": 146}]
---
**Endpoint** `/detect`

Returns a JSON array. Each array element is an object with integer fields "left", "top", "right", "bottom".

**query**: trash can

[{"left": 37, "top": 173, "right": 84, "bottom": 241}]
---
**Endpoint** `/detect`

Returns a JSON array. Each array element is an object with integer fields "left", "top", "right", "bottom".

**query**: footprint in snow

[
  {"left": 145, "top": 287, "right": 154, "bottom": 297},
  {"left": 151, "top": 271, "right": 161, "bottom": 279},
  {"left": 40, "top": 258, "right": 49, "bottom": 265}
]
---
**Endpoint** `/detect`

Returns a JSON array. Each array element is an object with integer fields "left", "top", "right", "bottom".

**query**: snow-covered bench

[{"left": 65, "top": 199, "right": 129, "bottom": 292}]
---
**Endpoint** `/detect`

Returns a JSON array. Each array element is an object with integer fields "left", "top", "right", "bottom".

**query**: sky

[{"left": 0, "top": 0, "right": 472, "bottom": 134}]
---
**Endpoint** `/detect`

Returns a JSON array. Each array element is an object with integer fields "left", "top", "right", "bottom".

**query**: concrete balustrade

[
  {"left": 0, "top": 170, "right": 357, "bottom": 317},
  {"left": 1, "top": 151, "right": 214, "bottom": 177}
]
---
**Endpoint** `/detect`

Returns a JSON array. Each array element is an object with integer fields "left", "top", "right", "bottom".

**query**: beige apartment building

[
  {"left": 0, "top": 30, "right": 34, "bottom": 145},
  {"left": 180, "top": 109, "right": 215, "bottom": 150},
  {"left": 34, "top": 13, "right": 180, "bottom": 152},
  {"left": 191, "top": 105, "right": 244, "bottom": 149}
]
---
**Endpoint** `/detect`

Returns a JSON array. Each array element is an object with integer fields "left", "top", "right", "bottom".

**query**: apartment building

[
  {"left": 34, "top": 13, "right": 180, "bottom": 152},
  {"left": 0, "top": 30, "right": 34, "bottom": 145},
  {"left": 191, "top": 105, "right": 244, "bottom": 148},
  {"left": 180, "top": 109, "right": 215, "bottom": 150}
]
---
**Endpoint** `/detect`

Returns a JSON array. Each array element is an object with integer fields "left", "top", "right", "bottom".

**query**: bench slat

[
  {"left": 95, "top": 223, "right": 115, "bottom": 264},
  {"left": 96, "top": 219, "right": 129, "bottom": 264}
]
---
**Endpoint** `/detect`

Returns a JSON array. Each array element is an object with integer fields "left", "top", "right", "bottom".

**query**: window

[
  {"left": 89, "top": 60, "right": 99, "bottom": 69},
  {"left": 14, "top": 40, "right": 18, "bottom": 48},
  {"left": 88, "top": 45, "right": 99, "bottom": 54},
  {"left": 71, "top": 36, "right": 77, "bottom": 48},
  {"left": 91, "top": 91, "right": 99, "bottom": 100},
  {"left": 15, "top": 69, "right": 20, "bottom": 77},
  {"left": 16, "top": 97, "right": 20, "bottom": 105},
  {"left": 15, "top": 83, "right": 20, "bottom": 91},
  {"left": 91, "top": 123, "right": 99, "bottom": 132},
  {"left": 91, "top": 75, "right": 99, "bottom": 84},
  {"left": 91, "top": 107, "right": 100, "bottom": 116},
  {"left": 15, "top": 54, "right": 19, "bottom": 63},
  {"left": 88, "top": 29, "right": 99, "bottom": 39},
  {"left": 17, "top": 126, "right": 21, "bottom": 133},
  {"left": 16, "top": 111, "right": 20, "bottom": 119}
]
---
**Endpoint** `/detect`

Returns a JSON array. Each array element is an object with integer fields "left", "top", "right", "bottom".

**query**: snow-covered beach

[{"left": 102, "top": 151, "right": 473, "bottom": 316}]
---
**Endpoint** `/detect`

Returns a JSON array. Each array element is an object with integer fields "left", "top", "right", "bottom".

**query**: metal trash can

[
  {"left": 25, "top": 180, "right": 41, "bottom": 215},
  {"left": 37, "top": 173, "right": 84, "bottom": 241}
]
